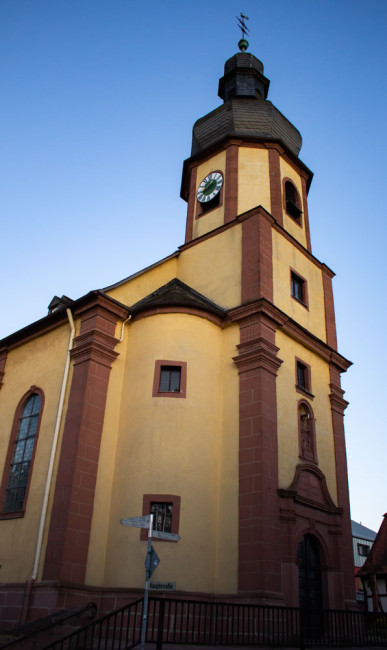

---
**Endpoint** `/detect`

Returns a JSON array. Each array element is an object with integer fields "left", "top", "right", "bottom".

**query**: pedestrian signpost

[{"left": 120, "top": 514, "right": 180, "bottom": 650}]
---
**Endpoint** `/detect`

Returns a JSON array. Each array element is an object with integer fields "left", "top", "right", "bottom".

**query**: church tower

[
  {"left": 180, "top": 44, "right": 355, "bottom": 608},
  {"left": 0, "top": 38, "right": 356, "bottom": 627}
]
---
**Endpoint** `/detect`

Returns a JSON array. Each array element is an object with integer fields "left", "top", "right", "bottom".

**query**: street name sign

[
  {"left": 152, "top": 530, "right": 180, "bottom": 541},
  {"left": 120, "top": 515, "right": 150, "bottom": 529},
  {"left": 149, "top": 581, "right": 176, "bottom": 591}
]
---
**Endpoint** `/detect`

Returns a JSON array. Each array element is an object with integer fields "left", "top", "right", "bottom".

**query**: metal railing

[{"left": 41, "top": 596, "right": 387, "bottom": 649}]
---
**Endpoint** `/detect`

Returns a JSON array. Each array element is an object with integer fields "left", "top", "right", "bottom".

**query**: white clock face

[{"left": 197, "top": 172, "right": 223, "bottom": 203}]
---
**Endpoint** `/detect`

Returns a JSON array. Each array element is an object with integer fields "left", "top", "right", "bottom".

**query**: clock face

[{"left": 197, "top": 172, "right": 223, "bottom": 203}]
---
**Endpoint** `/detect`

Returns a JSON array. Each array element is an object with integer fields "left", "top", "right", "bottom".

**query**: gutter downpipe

[{"left": 21, "top": 308, "right": 75, "bottom": 625}]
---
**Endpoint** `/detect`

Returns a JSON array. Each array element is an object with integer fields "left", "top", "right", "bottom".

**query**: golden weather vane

[{"left": 236, "top": 12, "right": 250, "bottom": 52}]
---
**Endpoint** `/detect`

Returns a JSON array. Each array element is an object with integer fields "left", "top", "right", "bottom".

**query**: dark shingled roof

[
  {"left": 191, "top": 51, "right": 302, "bottom": 158},
  {"left": 130, "top": 278, "right": 227, "bottom": 319}
]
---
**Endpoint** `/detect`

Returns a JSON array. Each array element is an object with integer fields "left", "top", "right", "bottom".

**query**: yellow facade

[
  {"left": 238, "top": 147, "right": 271, "bottom": 215},
  {"left": 0, "top": 325, "right": 70, "bottom": 582}
]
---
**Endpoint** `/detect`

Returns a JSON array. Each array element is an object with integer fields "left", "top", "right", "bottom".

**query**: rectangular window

[
  {"left": 358, "top": 543, "right": 370, "bottom": 557},
  {"left": 141, "top": 494, "right": 181, "bottom": 542},
  {"left": 153, "top": 360, "right": 187, "bottom": 398},
  {"left": 295, "top": 359, "right": 312, "bottom": 397},
  {"left": 159, "top": 366, "right": 181, "bottom": 393},
  {"left": 291, "top": 270, "right": 308, "bottom": 307}
]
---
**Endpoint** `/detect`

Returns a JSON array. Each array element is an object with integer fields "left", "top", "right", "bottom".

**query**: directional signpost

[{"left": 120, "top": 514, "right": 180, "bottom": 650}]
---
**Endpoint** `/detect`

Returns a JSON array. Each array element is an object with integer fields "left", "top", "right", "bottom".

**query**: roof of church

[
  {"left": 130, "top": 278, "right": 227, "bottom": 318},
  {"left": 191, "top": 51, "right": 302, "bottom": 158}
]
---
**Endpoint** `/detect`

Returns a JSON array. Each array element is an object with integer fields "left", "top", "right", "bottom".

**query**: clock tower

[{"left": 180, "top": 44, "right": 355, "bottom": 608}]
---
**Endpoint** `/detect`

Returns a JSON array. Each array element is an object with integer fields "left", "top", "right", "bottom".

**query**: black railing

[{"left": 41, "top": 596, "right": 387, "bottom": 649}]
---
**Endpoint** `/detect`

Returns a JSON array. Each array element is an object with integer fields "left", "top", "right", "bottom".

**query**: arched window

[
  {"left": 1, "top": 391, "right": 43, "bottom": 515},
  {"left": 284, "top": 180, "right": 302, "bottom": 224},
  {"left": 298, "top": 401, "right": 317, "bottom": 463}
]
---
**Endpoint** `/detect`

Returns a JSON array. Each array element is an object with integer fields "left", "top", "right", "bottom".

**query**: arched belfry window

[
  {"left": 1, "top": 390, "right": 43, "bottom": 515},
  {"left": 298, "top": 401, "right": 317, "bottom": 463},
  {"left": 284, "top": 180, "right": 302, "bottom": 224}
]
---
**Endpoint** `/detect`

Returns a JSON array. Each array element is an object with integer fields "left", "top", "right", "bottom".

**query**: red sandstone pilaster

[
  {"left": 224, "top": 144, "right": 239, "bottom": 223},
  {"left": 322, "top": 265, "right": 338, "bottom": 350},
  {"left": 233, "top": 312, "right": 283, "bottom": 597},
  {"left": 185, "top": 164, "right": 197, "bottom": 243},
  {"left": 267, "top": 146, "right": 283, "bottom": 226},
  {"left": 301, "top": 175, "right": 312, "bottom": 252},
  {"left": 240, "top": 207, "right": 274, "bottom": 304},
  {"left": 42, "top": 294, "right": 128, "bottom": 584},
  {"left": 0, "top": 348, "right": 7, "bottom": 389},
  {"left": 329, "top": 364, "right": 356, "bottom": 605}
]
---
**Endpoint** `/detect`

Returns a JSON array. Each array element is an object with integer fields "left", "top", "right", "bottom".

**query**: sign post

[{"left": 120, "top": 514, "right": 180, "bottom": 650}]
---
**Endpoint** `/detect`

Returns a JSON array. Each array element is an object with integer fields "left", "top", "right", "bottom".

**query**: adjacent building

[{"left": 0, "top": 42, "right": 357, "bottom": 629}]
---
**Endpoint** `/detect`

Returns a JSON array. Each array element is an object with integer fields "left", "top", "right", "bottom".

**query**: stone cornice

[
  {"left": 228, "top": 298, "right": 351, "bottom": 373},
  {"left": 233, "top": 337, "right": 283, "bottom": 375},
  {"left": 329, "top": 383, "right": 349, "bottom": 414},
  {"left": 71, "top": 331, "right": 119, "bottom": 368}
]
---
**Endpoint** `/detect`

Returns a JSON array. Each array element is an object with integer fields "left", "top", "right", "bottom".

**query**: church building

[{"left": 0, "top": 40, "right": 356, "bottom": 629}]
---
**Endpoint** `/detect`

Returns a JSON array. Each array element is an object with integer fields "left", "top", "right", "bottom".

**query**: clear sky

[{"left": 1, "top": 0, "right": 386, "bottom": 533}]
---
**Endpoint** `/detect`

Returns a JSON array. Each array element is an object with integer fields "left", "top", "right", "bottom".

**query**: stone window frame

[
  {"left": 152, "top": 360, "right": 187, "bottom": 399},
  {"left": 140, "top": 494, "right": 181, "bottom": 542},
  {"left": 0, "top": 387, "right": 44, "bottom": 519}
]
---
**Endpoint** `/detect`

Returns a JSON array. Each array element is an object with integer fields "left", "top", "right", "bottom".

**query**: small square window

[
  {"left": 159, "top": 366, "right": 181, "bottom": 393},
  {"left": 153, "top": 360, "right": 187, "bottom": 398},
  {"left": 291, "top": 270, "right": 308, "bottom": 307},
  {"left": 151, "top": 502, "right": 173, "bottom": 533},
  {"left": 141, "top": 494, "right": 181, "bottom": 542}
]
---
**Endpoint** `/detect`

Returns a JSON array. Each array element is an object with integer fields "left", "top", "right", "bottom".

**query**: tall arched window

[
  {"left": 284, "top": 180, "right": 302, "bottom": 224},
  {"left": 1, "top": 390, "right": 43, "bottom": 515},
  {"left": 298, "top": 401, "right": 317, "bottom": 463}
]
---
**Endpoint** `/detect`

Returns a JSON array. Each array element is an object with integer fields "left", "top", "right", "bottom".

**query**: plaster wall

[
  {"left": 177, "top": 225, "right": 242, "bottom": 309},
  {"left": 276, "top": 329, "right": 337, "bottom": 503},
  {"left": 86, "top": 313, "right": 239, "bottom": 594},
  {"left": 0, "top": 325, "right": 70, "bottom": 582},
  {"left": 237, "top": 147, "right": 270, "bottom": 215},
  {"left": 272, "top": 231, "right": 326, "bottom": 341},
  {"left": 193, "top": 151, "right": 226, "bottom": 239}
]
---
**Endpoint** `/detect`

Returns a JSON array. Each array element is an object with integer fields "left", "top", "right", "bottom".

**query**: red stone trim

[
  {"left": 152, "top": 360, "right": 187, "bottom": 398},
  {"left": 131, "top": 306, "right": 226, "bottom": 328},
  {"left": 322, "top": 265, "right": 338, "bottom": 350},
  {"left": 241, "top": 206, "right": 274, "bottom": 304},
  {"left": 140, "top": 494, "right": 181, "bottom": 542},
  {"left": 268, "top": 147, "right": 283, "bottom": 226},
  {"left": 228, "top": 297, "right": 351, "bottom": 373},
  {"left": 234, "top": 312, "right": 283, "bottom": 596},
  {"left": 225, "top": 144, "right": 238, "bottom": 223},
  {"left": 0, "top": 348, "right": 7, "bottom": 389},
  {"left": 0, "top": 386, "right": 45, "bottom": 519},
  {"left": 278, "top": 464, "right": 341, "bottom": 514},
  {"left": 282, "top": 177, "right": 303, "bottom": 227},
  {"left": 42, "top": 296, "right": 123, "bottom": 585},
  {"left": 185, "top": 164, "right": 198, "bottom": 243},
  {"left": 301, "top": 176, "right": 312, "bottom": 252}
]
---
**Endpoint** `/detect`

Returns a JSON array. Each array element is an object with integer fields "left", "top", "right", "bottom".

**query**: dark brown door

[{"left": 298, "top": 534, "right": 323, "bottom": 638}]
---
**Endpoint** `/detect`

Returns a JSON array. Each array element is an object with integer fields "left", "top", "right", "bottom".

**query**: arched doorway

[{"left": 297, "top": 534, "right": 323, "bottom": 638}]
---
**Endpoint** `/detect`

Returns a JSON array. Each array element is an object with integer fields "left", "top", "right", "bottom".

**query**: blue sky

[{"left": 1, "top": 0, "right": 386, "bottom": 533}]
